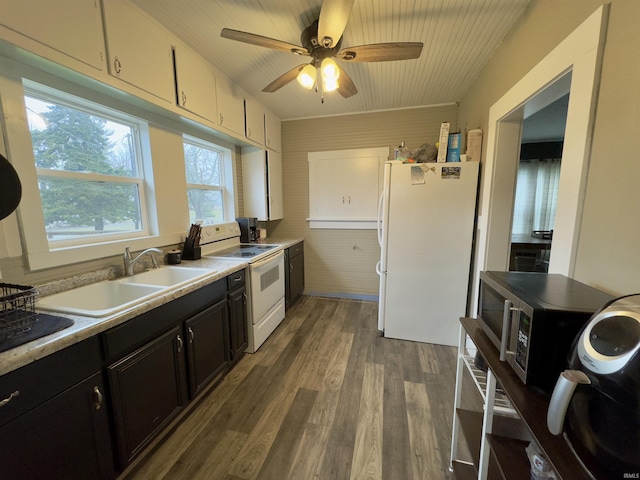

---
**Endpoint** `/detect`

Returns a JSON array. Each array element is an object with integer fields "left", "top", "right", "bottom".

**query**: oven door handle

[{"left": 250, "top": 249, "right": 284, "bottom": 269}]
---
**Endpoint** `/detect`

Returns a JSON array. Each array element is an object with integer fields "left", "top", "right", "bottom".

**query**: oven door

[{"left": 249, "top": 250, "right": 285, "bottom": 323}]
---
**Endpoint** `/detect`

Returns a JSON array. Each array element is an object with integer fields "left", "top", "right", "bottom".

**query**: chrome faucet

[{"left": 124, "top": 247, "right": 162, "bottom": 276}]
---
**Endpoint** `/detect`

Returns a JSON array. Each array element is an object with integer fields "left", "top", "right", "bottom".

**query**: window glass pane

[
  {"left": 25, "top": 96, "right": 137, "bottom": 177},
  {"left": 184, "top": 141, "right": 221, "bottom": 186},
  {"left": 38, "top": 177, "right": 142, "bottom": 241},
  {"left": 187, "top": 189, "right": 223, "bottom": 224}
]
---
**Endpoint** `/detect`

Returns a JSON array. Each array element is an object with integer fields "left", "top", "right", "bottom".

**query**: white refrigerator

[{"left": 376, "top": 160, "right": 479, "bottom": 346}]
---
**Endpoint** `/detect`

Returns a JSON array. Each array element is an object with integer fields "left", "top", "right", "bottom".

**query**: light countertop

[
  {"left": 0, "top": 238, "right": 305, "bottom": 376},
  {"left": 0, "top": 257, "right": 245, "bottom": 376}
]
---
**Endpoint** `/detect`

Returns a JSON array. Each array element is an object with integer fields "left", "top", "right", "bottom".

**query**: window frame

[
  {"left": 24, "top": 84, "right": 151, "bottom": 248},
  {"left": 183, "top": 134, "right": 234, "bottom": 225}
]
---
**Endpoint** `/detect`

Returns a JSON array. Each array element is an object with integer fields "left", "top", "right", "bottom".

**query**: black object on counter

[
  {"left": 0, "top": 313, "right": 74, "bottom": 353},
  {"left": 182, "top": 223, "right": 202, "bottom": 260},
  {"left": 0, "top": 153, "right": 22, "bottom": 221}
]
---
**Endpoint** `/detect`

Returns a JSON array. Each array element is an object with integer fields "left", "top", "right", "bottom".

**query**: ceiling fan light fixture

[
  {"left": 321, "top": 57, "right": 340, "bottom": 81},
  {"left": 323, "top": 78, "right": 339, "bottom": 92},
  {"left": 297, "top": 64, "right": 317, "bottom": 89}
]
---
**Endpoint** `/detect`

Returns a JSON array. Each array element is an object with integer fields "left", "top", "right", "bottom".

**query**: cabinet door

[
  {"left": 107, "top": 326, "right": 188, "bottom": 469},
  {"left": 0, "top": 0, "right": 104, "bottom": 69},
  {"left": 101, "top": 0, "right": 175, "bottom": 103},
  {"left": 265, "top": 109, "right": 282, "bottom": 152},
  {"left": 308, "top": 147, "right": 388, "bottom": 228},
  {"left": 244, "top": 96, "right": 265, "bottom": 145},
  {"left": 216, "top": 75, "right": 245, "bottom": 136},
  {"left": 289, "top": 249, "right": 305, "bottom": 306},
  {"left": 229, "top": 286, "right": 248, "bottom": 363},
  {"left": 242, "top": 149, "right": 268, "bottom": 220},
  {"left": 173, "top": 45, "right": 217, "bottom": 121},
  {"left": 0, "top": 372, "right": 116, "bottom": 480},
  {"left": 184, "top": 299, "right": 229, "bottom": 397},
  {"left": 267, "top": 150, "right": 284, "bottom": 220}
]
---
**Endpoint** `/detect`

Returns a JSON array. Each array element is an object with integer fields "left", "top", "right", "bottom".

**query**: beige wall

[
  {"left": 270, "top": 104, "right": 458, "bottom": 297},
  {"left": 457, "top": 0, "right": 640, "bottom": 295}
]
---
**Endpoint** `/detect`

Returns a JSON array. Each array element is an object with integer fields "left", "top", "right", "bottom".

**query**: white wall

[{"left": 458, "top": 0, "right": 640, "bottom": 296}]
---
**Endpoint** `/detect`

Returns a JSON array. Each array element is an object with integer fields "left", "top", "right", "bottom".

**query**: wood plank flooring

[{"left": 123, "top": 296, "right": 459, "bottom": 480}]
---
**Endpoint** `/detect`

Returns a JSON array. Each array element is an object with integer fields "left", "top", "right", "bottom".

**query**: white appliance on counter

[
  {"left": 200, "top": 222, "right": 285, "bottom": 353},
  {"left": 376, "top": 161, "right": 480, "bottom": 346}
]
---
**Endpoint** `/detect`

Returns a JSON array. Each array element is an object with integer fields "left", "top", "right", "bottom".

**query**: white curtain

[{"left": 512, "top": 158, "right": 561, "bottom": 235}]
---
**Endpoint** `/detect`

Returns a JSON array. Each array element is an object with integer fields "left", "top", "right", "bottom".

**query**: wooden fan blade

[
  {"left": 337, "top": 42, "right": 423, "bottom": 62},
  {"left": 221, "top": 28, "right": 309, "bottom": 55},
  {"left": 263, "top": 64, "right": 308, "bottom": 93},
  {"left": 318, "top": 0, "right": 355, "bottom": 48},
  {"left": 336, "top": 64, "right": 357, "bottom": 98}
]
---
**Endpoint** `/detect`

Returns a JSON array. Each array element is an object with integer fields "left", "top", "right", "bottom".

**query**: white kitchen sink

[
  {"left": 37, "top": 266, "right": 217, "bottom": 317},
  {"left": 123, "top": 266, "right": 216, "bottom": 288},
  {"left": 37, "top": 281, "right": 165, "bottom": 317}
]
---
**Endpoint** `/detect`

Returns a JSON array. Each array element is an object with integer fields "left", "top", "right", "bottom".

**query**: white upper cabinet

[
  {"left": 242, "top": 148, "right": 283, "bottom": 221},
  {"left": 308, "top": 147, "right": 388, "bottom": 229},
  {"left": 101, "top": 0, "right": 175, "bottom": 104},
  {"left": 244, "top": 96, "right": 265, "bottom": 146},
  {"left": 265, "top": 109, "right": 282, "bottom": 152},
  {"left": 173, "top": 45, "right": 216, "bottom": 122},
  {"left": 0, "top": 0, "right": 104, "bottom": 70},
  {"left": 215, "top": 74, "right": 245, "bottom": 137}
]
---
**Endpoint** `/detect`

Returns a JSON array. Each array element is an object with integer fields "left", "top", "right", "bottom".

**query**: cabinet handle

[
  {"left": 176, "top": 334, "right": 184, "bottom": 353},
  {"left": 114, "top": 57, "right": 122, "bottom": 76},
  {"left": 233, "top": 275, "right": 242, "bottom": 283},
  {"left": 248, "top": 127, "right": 252, "bottom": 138},
  {"left": 243, "top": 292, "right": 247, "bottom": 305},
  {"left": 93, "top": 386, "right": 103, "bottom": 410},
  {"left": 0, "top": 390, "right": 19, "bottom": 408},
  {"left": 188, "top": 326, "right": 195, "bottom": 344},
  {"left": 348, "top": 196, "right": 352, "bottom": 204},
  {"left": 181, "top": 91, "right": 187, "bottom": 106},
  {"left": 290, "top": 263, "right": 294, "bottom": 272},
  {"left": 219, "top": 113, "right": 224, "bottom": 125},
  {"left": 342, "top": 195, "right": 345, "bottom": 204}
]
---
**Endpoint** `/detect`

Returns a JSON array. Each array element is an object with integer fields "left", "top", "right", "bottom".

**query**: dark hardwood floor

[{"left": 124, "top": 296, "right": 459, "bottom": 480}]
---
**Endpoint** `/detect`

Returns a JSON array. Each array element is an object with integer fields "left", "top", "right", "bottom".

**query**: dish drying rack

[{"left": 0, "top": 283, "right": 38, "bottom": 340}]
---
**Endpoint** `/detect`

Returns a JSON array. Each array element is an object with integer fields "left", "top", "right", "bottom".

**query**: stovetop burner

[{"left": 207, "top": 243, "right": 281, "bottom": 261}]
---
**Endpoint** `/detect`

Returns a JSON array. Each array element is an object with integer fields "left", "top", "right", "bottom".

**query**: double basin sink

[{"left": 37, "top": 266, "right": 217, "bottom": 318}]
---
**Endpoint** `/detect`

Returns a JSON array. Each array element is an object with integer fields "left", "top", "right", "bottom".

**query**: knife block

[{"left": 182, "top": 243, "right": 201, "bottom": 260}]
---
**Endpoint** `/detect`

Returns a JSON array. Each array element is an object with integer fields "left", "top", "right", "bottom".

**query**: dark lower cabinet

[
  {"left": 0, "top": 270, "right": 249, "bottom": 477},
  {"left": 107, "top": 325, "right": 188, "bottom": 469},
  {"left": 285, "top": 241, "right": 304, "bottom": 309},
  {"left": 0, "top": 371, "right": 115, "bottom": 480},
  {"left": 185, "top": 298, "right": 229, "bottom": 396},
  {"left": 228, "top": 285, "right": 248, "bottom": 363}
]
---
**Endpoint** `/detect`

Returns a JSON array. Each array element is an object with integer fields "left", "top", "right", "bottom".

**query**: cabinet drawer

[
  {"left": 227, "top": 269, "right": 245, "bottom": 291},
  {"left": 289, "top": 242, "right": 304, "bottom": 258},
  {"left": 102, "top": 279, "right": 227, "bottom": 363},
  {"left": 0, "top": 335, "right": 102, "bottom": 427}
]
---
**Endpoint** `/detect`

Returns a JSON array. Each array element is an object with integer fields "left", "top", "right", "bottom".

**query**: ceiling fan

[{"left": 220, "top": 0, "right": 423, "bottom": 99}]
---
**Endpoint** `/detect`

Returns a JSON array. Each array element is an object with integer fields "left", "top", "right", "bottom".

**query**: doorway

[
  {"left": 470, "top": 5, "right": 608, "bottom": 314},
  {"left": 509, "top": 94, "right": 569, "bottom": 272}
]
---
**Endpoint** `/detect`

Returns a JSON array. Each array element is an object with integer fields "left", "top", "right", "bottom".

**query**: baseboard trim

[{"left": 304, "top": 291, "right": 379, "bottom": 302}]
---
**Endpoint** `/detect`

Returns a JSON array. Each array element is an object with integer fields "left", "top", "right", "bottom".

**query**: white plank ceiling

[{"left": 130, "top": 0, "right": 531, "bottom": 120}]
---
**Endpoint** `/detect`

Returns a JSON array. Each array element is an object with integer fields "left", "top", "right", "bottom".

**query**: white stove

[{"left": 199, "top": 222, "right": 285, "bottom": 353}]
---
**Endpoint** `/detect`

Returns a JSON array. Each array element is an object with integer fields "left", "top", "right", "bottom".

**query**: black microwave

[{"left": 477, "top": 271, "right": 613, "bottom": 393}]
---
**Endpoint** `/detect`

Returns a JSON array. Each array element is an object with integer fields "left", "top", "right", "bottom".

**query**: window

[
  {"left": 24, "top": 84, "right": 148, "bottom": 247},
  {"left": 512, "top": 158, "right": 561, "bottom": 234},
  {"left": 183, "top": 136, "right": 225, "bottom": 224}
]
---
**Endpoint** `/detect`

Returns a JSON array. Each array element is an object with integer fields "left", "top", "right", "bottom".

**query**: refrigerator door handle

[
  {"left": 377, "top": 192, "right": 384, "bottom": 247},
  {"left": 375, "top": 260, "right": 383, "bottom": 275}
]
